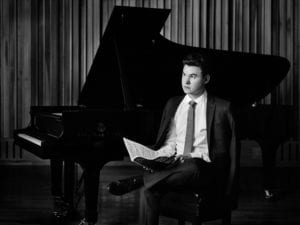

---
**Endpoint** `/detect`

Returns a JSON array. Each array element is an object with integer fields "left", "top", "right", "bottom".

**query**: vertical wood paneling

[
  {"left": 200, "top": 0, "right": 207, "bottom": 47},
  {"left": 101, "top": 0, "right": 109, "bottom": 35},
  {"left": 93, "top": 0, "right": 100, "bottom": 56},
  {"left": 235, "top": 0, "right": 243, "bottom": 51},
  {"left": 0, "top": 0, "right": 2, "bottom": 137},
  {"left": 295, "top": 0, "right": 300, "bottom": 139},
  {"left": 265, "top": 0, "right": 272, "bottom": 103},
  {"left": 86, "top": 0, "right": 93, "bottom": 76},
  {"left": 80, "top": 0, "right": 87, "bottom": 90},
  {"left": 44, "top": 0, "right": 51, "bottom": 105},
  {"left": 0, "top": 0, "right": 300, "bottom": 160},
  {"left": 37, "top": 0, "right": 45, "bottom": 104},
  {"left": 208, "top": 0, "right": 215, "bottom": 48},
  {"left": 178, "top": 0, "right": 185, "bottom": 45},
  {"left": 242, "top": 0, "right": 249, "bottom": 52},
  {"left": 279, "top": 0, "right": 288, "bottom": 105},
  {"left": 50, "top": 0, "right": 59, "bottom": 105},
  {"left": 221, "top": 0, "right": 229, "bottom": 50},
  {"left": 215, "top": 0, "right": 221, "bottom": 49},
  {"left": 185, "top": 0, "right": 192, "bottom": 46},
  {"left": 171, "top": 0, "right": 178, "bottom": 43},
  {"left": 30, "top": 0, "right": 38, "bottom": 106},
  {"left": 57, "top": 0, "right": 64, "bottom": 105},
  {"left": 1, "top": 0, "right": 17, "bottom": 137},
  {"left": 163, "top": 0, "right": 171, "bottom": 40},
  {"left": 150, "top": 0, "right": 157, "bottom": 8},
  {"left": 231, "top": 0, "right": 236, "bottom": 50},
  {"left": 17, "top": 0, "right": 31, "bottom": 128},
  {"left": 249, "top": 0, "right": 257, "bottom": 53},
  {"left": 72, "top": 0, "right": 79, "bottom": 105},
  {"left": 264, "top": 0, "right": 272, "bottom": 54},
  {"left": 10, "top": 0, "right": 17, "bottom": 133},
  {"left": 192, "top": 0, "right": 199, "bottom": 47},
  {"left": 64, "top": 0, "right": 72, "bottom": 105},
  {"left": 286, "top": 0, "right": 293, "bottom": 106}
]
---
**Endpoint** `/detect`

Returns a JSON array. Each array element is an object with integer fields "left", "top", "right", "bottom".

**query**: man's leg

[
  {"left": 108, "top": 158, "right": 213, "bottom": 195},
  {"left": 144, "top": 158, "right": 212, "bottom": 190},
  {"left": 143, "top": 159, "right": 214, "bottom": 225},
  {"left": 143, "top": 186, "right": 167, "bottom": 225}
]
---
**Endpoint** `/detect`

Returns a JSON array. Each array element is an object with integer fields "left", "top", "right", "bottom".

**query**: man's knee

[
  {"left": 178, "top": 159, "right": 201, "bottom": 175},
  {"left": 163, "top": 160, "right": 202, "bottom": 186},
  {"left": 144, "top": 187, "right": 163, "bottom": 200}
]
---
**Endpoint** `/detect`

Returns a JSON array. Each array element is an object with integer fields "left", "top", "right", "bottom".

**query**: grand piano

[{"left": 14, "top": 6, "right": 293, "bottom": 225}]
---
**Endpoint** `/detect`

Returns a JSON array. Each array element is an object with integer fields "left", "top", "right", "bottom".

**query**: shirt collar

[{"left": 184, "top": 90, "right": 207, "bottom": 105}]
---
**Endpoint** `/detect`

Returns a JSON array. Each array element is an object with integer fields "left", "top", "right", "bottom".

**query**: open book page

[
  {"left": 123, "top": 138, "right": 177, "bottom": 171},
  {"left": 123, "top": 137, "right": 159, "bottom": 161}
]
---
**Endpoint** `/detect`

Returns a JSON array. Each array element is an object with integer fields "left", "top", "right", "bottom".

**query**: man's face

[{"left": 181, "top": 65, "right": 209, "bottom": 98}]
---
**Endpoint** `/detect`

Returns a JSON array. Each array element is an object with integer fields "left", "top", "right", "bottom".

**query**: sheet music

[
  {"left": 123, "top": 138, "right": 158, "bottom": 161},
  {"left": 123, "top": 138, "right": 175, "bottom": 161}
]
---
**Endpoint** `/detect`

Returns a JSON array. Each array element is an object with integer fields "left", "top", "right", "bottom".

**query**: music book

[{"left": 123, "top": 137, "right": 177, "bottom": 172}]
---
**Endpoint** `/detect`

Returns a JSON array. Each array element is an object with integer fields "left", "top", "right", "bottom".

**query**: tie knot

[{"left": 189, "top": 101, "right": 196, "bottom": 107}]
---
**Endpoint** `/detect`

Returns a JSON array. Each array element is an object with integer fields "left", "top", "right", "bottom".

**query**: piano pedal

[
  {"left": 78, "top": 218, "right": 95, "bottom": 225},
  {"left": 264, "top": 189, "right": 276, "bottom": 201}
]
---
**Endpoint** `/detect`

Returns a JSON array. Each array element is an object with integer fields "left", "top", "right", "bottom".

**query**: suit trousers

[{"left": 143, "top": 158, "right": 218, "bottom": 225}]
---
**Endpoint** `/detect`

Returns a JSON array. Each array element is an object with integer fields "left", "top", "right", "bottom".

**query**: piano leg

[
  {"left": 64, "top": 160, "right": 75, "bottom": 210},
  {"left": 51, "top": 159, "right": 76, "bottom": 218},
  {"left": 79, "top": 161, "right": 104, "bottom": 225},
  {"left": 50, "top": 159, "right": 67, "bottom": 218},
  {"left": 50, "top": 159, "right": 63, "bottom": 197},
  {"left": 257, "top": 140, "right": 280, "bottom": 192}
]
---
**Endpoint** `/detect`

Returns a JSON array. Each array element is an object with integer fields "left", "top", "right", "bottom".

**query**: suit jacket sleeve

[{"left": 225, "top": 103, "right": 239, "bottom": 196}]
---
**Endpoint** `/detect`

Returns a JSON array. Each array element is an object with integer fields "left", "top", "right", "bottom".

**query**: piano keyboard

[{"left": 17, "top": 133, "right": 42, "bottom": 146}]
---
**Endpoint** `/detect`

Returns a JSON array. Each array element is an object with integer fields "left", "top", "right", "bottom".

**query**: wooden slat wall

[{"left": 0, "top": 0, "right": 300, "bottom": 161}]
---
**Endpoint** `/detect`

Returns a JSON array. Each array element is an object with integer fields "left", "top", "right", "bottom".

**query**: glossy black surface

[{"left": 79, "top": 6, "right": 290, "bottom": 108}]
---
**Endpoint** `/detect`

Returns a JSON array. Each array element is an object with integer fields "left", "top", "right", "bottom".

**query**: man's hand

[
  {"left": 157, "top": 145, "right": 176, "bottom": 157},
  {"left": 174, "top": 154, "right": 192, "bottom": 163}
]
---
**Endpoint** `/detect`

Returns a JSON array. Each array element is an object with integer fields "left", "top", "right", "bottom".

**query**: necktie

[{"left": 183, "top": 101, "right": 196, "bottom": 155}]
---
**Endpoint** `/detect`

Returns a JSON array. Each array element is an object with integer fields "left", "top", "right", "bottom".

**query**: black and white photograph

[{"left": 0, "top": 0, "right": 299, "bottom": 225}]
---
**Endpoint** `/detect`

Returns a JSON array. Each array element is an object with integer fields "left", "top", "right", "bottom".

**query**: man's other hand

[{"left": 174, "top": 154, "right": 192, "bottom": 163}]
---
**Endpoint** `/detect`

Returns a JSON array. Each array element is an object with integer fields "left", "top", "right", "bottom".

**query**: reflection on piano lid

[{"left": 17, "top": 133, "right": 42, "bottom": 146}]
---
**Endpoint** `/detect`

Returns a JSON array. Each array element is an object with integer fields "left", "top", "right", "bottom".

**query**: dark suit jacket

[{"left": 152, "top": 94, "right": 239, "bottom": 196}]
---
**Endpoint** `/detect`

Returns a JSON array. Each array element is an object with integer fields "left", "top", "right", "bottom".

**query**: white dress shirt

[{"left": 160, "top": 91, "right": 211, "bottom": 162}]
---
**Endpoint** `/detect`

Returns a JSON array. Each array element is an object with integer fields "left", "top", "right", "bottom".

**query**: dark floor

[{"left": 0, "top": 164, "right": 299, "bottom": 225}]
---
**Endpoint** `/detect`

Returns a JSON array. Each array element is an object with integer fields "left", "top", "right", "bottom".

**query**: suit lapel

[{"left": 206, "top": 94, "right": 215, "bottom": 151}]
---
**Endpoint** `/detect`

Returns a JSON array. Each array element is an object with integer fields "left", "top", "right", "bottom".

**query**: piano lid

[{"left": 78, "top": 6, "right": 290, "bottom": 109}]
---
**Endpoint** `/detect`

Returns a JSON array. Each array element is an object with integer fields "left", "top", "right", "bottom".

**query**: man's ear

[{"left": 204, "top": 74, "right": 210, "bottom": 84}]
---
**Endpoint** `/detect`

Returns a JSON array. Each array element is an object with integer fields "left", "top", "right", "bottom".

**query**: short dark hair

[{"left": 182, "top": 53, "right": 209, "bottom": 75}]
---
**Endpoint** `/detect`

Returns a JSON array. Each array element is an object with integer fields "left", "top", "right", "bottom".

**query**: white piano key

[
  {"left": 52, "top": 113, "right": 62, "bottom": 116},
  {"left": 17, "top": 133, "right": 42, "bottom": 146}
]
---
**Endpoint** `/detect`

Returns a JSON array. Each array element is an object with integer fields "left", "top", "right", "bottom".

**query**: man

[{"left": 108, "top": 53, "right": 238, "bottom": 225}]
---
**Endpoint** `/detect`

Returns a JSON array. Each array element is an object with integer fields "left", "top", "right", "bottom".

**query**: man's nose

[{"left": 184, "top": 77, "right": 190, "bottom": 84}]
